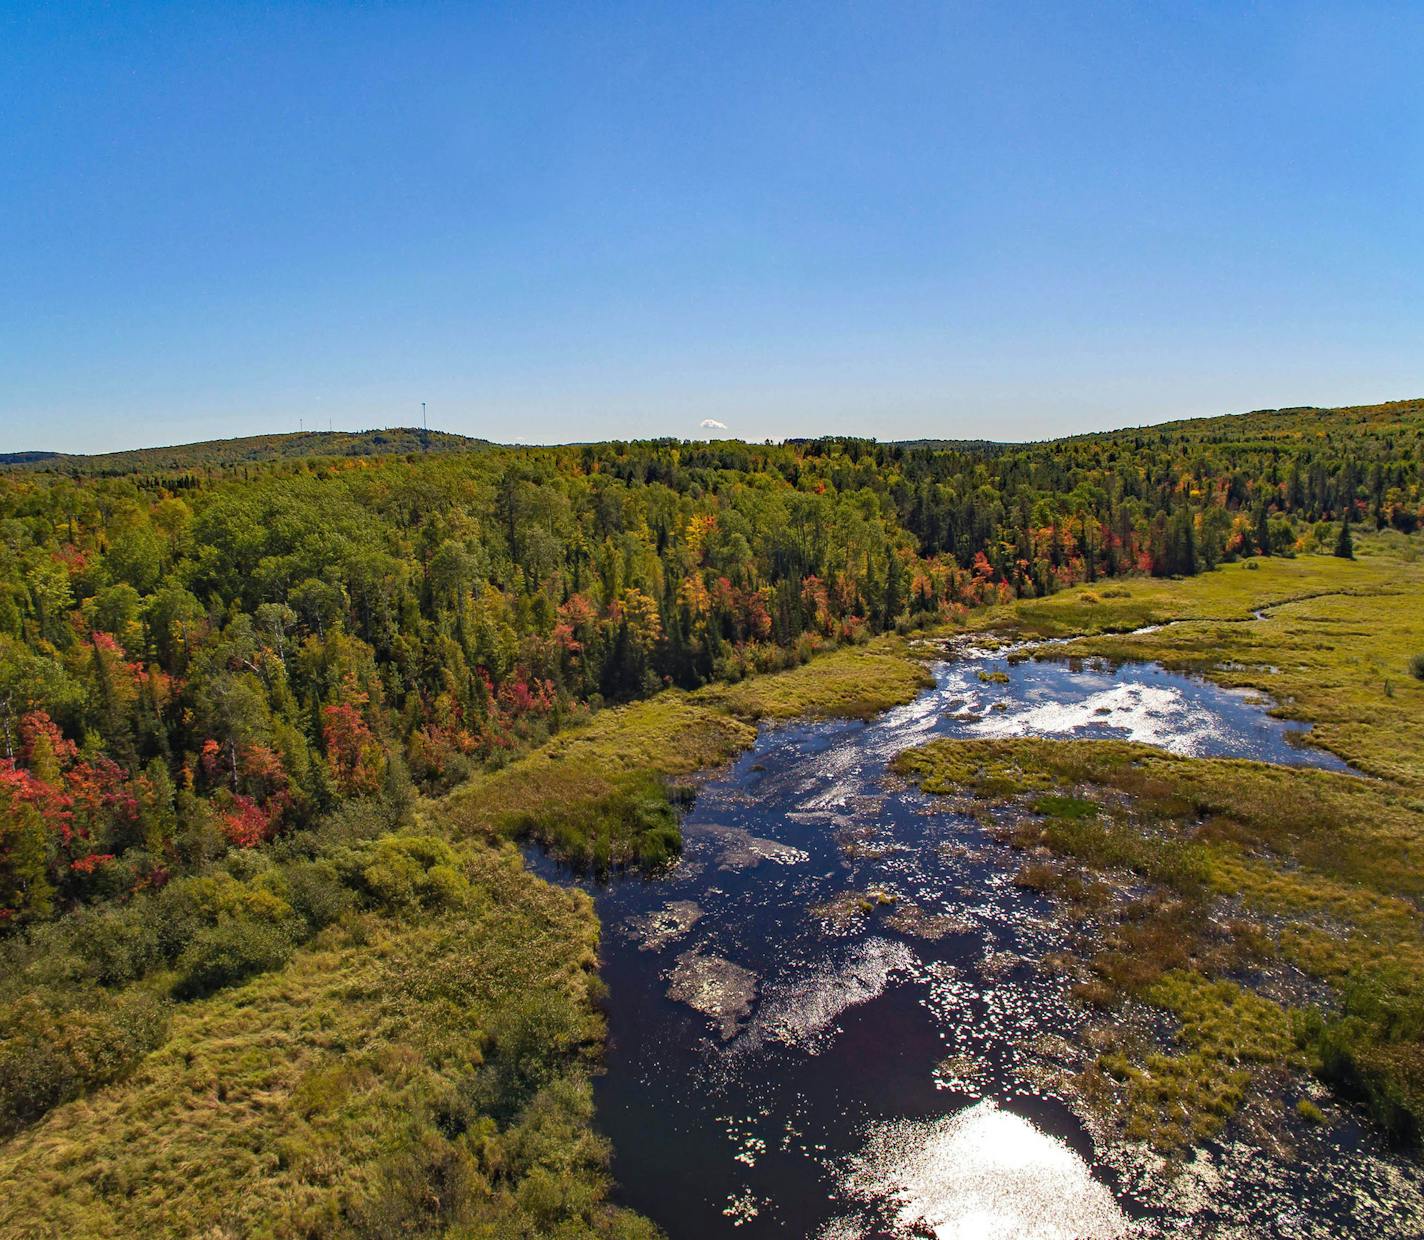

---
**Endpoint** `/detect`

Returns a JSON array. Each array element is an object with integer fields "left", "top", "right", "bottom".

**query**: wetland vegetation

[{"left": 905, "top": 542, "right": 1424, "bottom": 1155}]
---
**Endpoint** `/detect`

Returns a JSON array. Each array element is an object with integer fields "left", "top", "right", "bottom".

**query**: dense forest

[{"left": 2, "top": 399, "right": 1421, "bottom": 928}]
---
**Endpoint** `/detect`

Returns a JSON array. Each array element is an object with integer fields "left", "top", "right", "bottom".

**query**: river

[{"left": 526, "top": 641, "right": 1423, "bottom": 1237}]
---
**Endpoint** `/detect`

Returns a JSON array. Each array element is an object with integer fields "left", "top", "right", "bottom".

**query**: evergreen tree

[
  {"left": 1166, "top": 508, "right": 1197, "bottom": 576},
  {"left": 1254, "top": 504, "right": 1272, "bottom": 556},
  {"left": 1334, "top": 513, "right": 1355, "bottom": 559},
  {"left": 89, "top": 638, "right": 137, "bottom": 770},
  {"left": 882, "top": 544, "right": 905, "bottom": 629}
]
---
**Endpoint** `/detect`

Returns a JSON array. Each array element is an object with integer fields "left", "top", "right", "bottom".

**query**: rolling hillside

[{"left": 0, "top": 428, "right": 487, "bottom": 474}]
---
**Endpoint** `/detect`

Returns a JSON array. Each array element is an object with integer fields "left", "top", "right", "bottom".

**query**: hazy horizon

[
  {"left": 4, "top": 3, "right": 1422, "bottom": 454},
  {"left": 9, "top": 389, "right": 1423, "bottom": 460}
]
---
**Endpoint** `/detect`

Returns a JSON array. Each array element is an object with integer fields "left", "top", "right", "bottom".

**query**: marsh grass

[
  {"left": 899, "top": 541, "right": 1424, "bottom": 1153},
  {"left": 0, "top": 841, "right": 658, "bottom": 1240},
  {"left": 1090, "top": 971, "right": 1302, "bottom": 1147},
  {"left": 694, "top": 636, "right": 933, "bottom": 721},
  {"left": 441, "top": 637, "right": 931, "bottom": 869},
  {"left": 439, "top": 694, "right": 756, "bottom": 869}
]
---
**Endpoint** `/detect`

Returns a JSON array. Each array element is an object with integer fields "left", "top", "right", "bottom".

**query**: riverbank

[{"left": 0, "top": 634, "right": 936, "bottom": 1239}]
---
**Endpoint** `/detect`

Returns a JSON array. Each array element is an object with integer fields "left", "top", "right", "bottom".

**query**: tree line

[{"left": 2, "top": 400, "right": 1421, "bottom": 924}]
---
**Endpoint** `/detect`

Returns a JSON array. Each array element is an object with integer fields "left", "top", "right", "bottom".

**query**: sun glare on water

[{"left": 834, "top": 1100, "right": 1128, "bottom": 1239}]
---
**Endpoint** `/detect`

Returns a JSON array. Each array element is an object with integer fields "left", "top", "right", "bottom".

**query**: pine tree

[
  {"left": 882, "top": 544, "right": 904, "bottom": 629},
  {"left": 1254, "top": 504, "right": 1272, "bottom": 556},
  {"left": 139, "top": 757, "right": 178, "bottom": 852},
  {"left": 89, "top": 638, "right": 137, "bottom": 771},
  {"left": 1334, "top": 513, "right": 1354, "bottom": 559}
]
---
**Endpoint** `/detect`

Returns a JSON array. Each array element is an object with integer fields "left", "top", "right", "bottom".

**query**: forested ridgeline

[{"left": 0, "top": 426, "right": 485, "bottom": 475}]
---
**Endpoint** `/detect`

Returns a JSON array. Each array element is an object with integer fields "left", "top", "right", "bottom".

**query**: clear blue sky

[{"left": 3, "top": 2, "right": 1421, "bottom": 452}]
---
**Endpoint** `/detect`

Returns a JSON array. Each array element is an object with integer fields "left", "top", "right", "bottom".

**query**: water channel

[{"left": 528, "top": 641, "right": 1422, "bottom": 1237}]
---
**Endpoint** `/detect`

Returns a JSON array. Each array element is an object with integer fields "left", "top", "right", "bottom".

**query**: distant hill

[
  {"left": 7, "top": 399, "right": 1420, "bottom": 477},
  {"left": 809, "top": 398, "right": 1424, "bottom": 453},
  {"left": 1056, "top": 397, "right": 1424, "bottom": 448},
  {"left": 0, "top": 427, "right": 488, "bottom": 474}
]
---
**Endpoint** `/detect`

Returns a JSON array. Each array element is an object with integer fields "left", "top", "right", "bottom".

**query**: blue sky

[{"left": 2, "top": 2, "right": 1421, "bottom": 452}]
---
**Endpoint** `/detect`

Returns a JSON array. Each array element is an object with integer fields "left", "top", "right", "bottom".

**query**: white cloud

[{"left": 699, "top": 418, "right": 728, "bottom": 430}]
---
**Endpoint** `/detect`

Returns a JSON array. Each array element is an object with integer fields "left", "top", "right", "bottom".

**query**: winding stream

[{"left": 528, "top": 644, "right": 1422, "bottom": 1237}]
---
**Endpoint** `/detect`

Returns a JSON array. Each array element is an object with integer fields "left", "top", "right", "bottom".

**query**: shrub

[
  {"left": 337, "top": 834, "right": 470, "bottom": 911},
  {"left": 344, "top": 1132, "right": 479, "bottom": 1237},
  {"left": 1409, "top": 653, "right": 1424, "bottom": 681},
  {"left": 70, "top": 903, "right": 165, "bottom": 986},
  {"left": 483, "top": 992, "right": 593, "bottom": 1117},
  {"left": 150, "top": 880, "right": 218, "bottom": 961},
  {"left": 283, "top": 859, "right": 355, "bottom": 931},
  {"left": 173, "top": 917, "right": 294, "bottom": 999},
  {"left": 0, "top": 989, "right": 169, "bottom": 1136},
  {"left": 311, "top": 797, "right": 402, "bottom": 849}
]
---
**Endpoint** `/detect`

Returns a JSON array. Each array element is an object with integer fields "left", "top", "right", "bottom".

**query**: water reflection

[
  {"left": 830, "top": 1100, "right": 1128, "bottom": 1239},
  {"left": 528, "top": 648, "right": 1416, "bottom": 1236}
]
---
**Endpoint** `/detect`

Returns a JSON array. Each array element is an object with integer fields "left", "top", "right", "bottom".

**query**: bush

[
  {"left": 0, "top": 989, "right": 169, "bottom": 1136},
  {"left": 173, "top": 918, "right": 295, "bottom": 999},
  {"left": 1410, "top": 653, "right": 1424, "bottom": 681},
  {"left": 71, "top": 903, "right": 165, "bottom": 986},
  {"left": 337, "top": 834, "right": 470, "bottom": 912},
  {"left": 484, "top": 994, "right": 594, "bottom": 1119},
  {"left": 344, "top": 1132, "right": 479, "bottom": 1237},
  {"left": 309, "top": 797, "right": 401, "bottom": 849},
  {"left": 283, "top": 859, "right": 355, "bottom": 931}
]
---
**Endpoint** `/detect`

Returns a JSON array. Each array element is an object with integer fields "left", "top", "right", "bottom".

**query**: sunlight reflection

[{"left": 836, "top": 1099, "right": 1128, "bottom": 1239}]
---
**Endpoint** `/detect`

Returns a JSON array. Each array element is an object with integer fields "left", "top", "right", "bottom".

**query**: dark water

[{"left": 527, "top": 646, "right": 1422, "bottom": 1238}]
